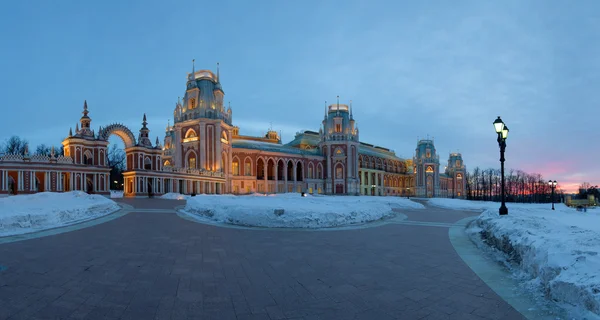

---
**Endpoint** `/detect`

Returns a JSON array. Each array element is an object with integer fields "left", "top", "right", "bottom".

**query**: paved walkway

[{"left": 0, "top": 199, "right": 524, "bottom": 320}]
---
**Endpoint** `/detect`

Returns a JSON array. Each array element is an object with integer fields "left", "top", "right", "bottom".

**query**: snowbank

[
  {"left": 0, "top": 191, "right": 120, "bottom": 236},
  {"left": 182, "top": 193, "right": 424, "bottom": 228},
  {"left": 468, "top": 205, "right": 600, "bottom": 316},
  {"left": 110, "top": 190, "right": 123, "bottom": 198},
  {"left": 160, "top": 192, "right": 189, "bottom": 200}
]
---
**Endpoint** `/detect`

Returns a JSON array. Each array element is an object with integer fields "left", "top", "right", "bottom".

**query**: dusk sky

[{"left": 1, "top": 1, "right": 598, "bottom": 192}]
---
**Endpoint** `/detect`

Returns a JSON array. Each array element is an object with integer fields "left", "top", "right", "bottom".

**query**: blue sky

[{"left": 1, "top": 0, "right": 599, "bottom": 192}]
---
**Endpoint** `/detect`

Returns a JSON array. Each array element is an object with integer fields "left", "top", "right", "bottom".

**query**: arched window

[
  {"left": 317, "top": 163, "right": 323, "bottom": 179},
  {"left": 257, "top": 158, "right": 265, "bottom": 180},
  {"left": 83, "top": 150, "right": 93, "bottom": 165},
  {"left": 232, "top": 158, "right": 240, "bottom": 175},
  {"left": 335, "top": 164, "right": 344, "bottom": 179},
  {"left": 189, "top": 98, "right": 196, "bottom": 110},
  {"left": 144, "top": 157, "right": 151, "bottom": 170},
  {"left": 296, "top": 162, "right": 303, "bottom": 182},
  {"left": 308, "top": 163, "right": 314, "bottom": 179},
  {"left": 221, "top": 131, "right": 229, "bottom": 144},
  {"left": 244, "top": 158, "right": 252, "bottom": 176},
  {"left": 185, "top": 129, "right": 197, "bottom": 139},
  {"left": 187, "top": 151, "right": 197, "bottom": 169}
]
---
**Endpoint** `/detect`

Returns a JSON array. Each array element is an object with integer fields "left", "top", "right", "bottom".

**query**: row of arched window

[
  {"left": 358, "top": 155, "right": 407, "bottom": 173},
  {"left": 231, "top": 157, "right": 325, "bottom": 181}
]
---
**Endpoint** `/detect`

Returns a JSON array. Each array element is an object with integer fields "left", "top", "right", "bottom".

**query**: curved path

[{"left": 0, "top": 199, "right": 524, "bottom": 320}]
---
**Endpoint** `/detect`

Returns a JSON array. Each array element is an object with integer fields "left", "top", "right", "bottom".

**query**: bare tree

[
  {"left": 3, "top": 136, "right": 28, "bottom": 155},
  {"left": 35, "top": 144, "right": 51, "bottom": 156}
]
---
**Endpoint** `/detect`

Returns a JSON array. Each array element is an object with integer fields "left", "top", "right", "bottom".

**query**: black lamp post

[
  {"left": 549, "top": 180, "right": 557, "bottom": 210},
  {"left": 493, "top": 116, "right": 509, "bottom": 215}
]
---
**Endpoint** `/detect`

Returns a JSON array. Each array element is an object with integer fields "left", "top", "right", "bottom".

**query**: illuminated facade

[{"left": 0, "top": 66, "right": 466, "bottom": 198}]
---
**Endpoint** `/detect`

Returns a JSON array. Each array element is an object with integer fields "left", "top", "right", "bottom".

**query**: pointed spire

[
  {"left": 155, "top": 136, "right": 160, "bottom": 145},
  {"left": 83, "top": 100, "right": 88, "bottom": 116},
  {"left": 24, "top": 144, "right": 29, "bottom": 156},
  {"left": 349, "top": 100, "right": 353, "bottom": 118},
  {"left": 167, "top": 119, "right": 170, "bottom": 131},
  {"left": 217, "top": 62, "right": 220, "bottom": 82},
  {"left": 324, "top": 101, "right": 327, "bottom": 119},
  {"left": 51, "top": 146, "right": 55, "bottom": 158},
  {"left": 142, "top": 113, "right": 148, "bottom": 129},
  {"left": 192, "top": 59, "right": 195, "bottom": 78},
  {"left": 69, "top": 127, "right": 73, "bottom": 137},
  {"left": 75, "top": 123, "right": 79, "bottom": 133},
  {"left": 336, "top": 95, "right": 340, "bottom": 115}
]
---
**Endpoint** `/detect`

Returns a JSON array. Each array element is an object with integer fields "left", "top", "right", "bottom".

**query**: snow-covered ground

[
  {"left": 110, "top": 190, "right": 123, "bottom": 198},
  {"left": 436, "top": 198, "right": 600, "bottom": 317},
  {"left": 0, "top": 191, "right": 121, "bottom": 237},
  {"left": 160, "top": 192, "right": 190, "bottom": 200},
  {"left": 182, "top": 193, "right": 424, "bottom": 228}
]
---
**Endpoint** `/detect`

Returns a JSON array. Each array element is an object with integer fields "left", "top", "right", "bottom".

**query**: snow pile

[
  {"left": 0, "top": 191, "right": 120, "bottom": 236},
  {"left": 110, "top": 190, "right": 123, "bottom": 198},
  {"left": 468, "top": 205, "right": 600, "bottom": 316},
  {"left": 160, "top": 192, "right": 189, "bottom": 200},
  {"left": 183, "top": 193, "right": 424, "bottom": 228}
]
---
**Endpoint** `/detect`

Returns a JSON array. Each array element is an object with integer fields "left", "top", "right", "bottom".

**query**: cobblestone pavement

[{"left": 0, "top": 198, "right": 524, "bottom": 320}]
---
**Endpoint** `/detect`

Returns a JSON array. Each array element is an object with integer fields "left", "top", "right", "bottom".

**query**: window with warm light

[
  {"left": 188, "top": 157, "right": 196, "bottom": 169},
  {"left": 232, "top": 160, "right": 239, "bottom": 175},
  {"left": 335, "top": 123, "right": 342, "bottom": 133},
  {"left": 426, "top": 166, "right": 434, "bottom": 173},
  {"left": 189, "top": 98, "right": 196, "bottom": 109}
]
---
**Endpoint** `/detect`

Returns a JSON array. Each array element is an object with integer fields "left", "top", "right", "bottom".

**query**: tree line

[{"left": 465, "top": 167, "right": 562, "bottom": 203}]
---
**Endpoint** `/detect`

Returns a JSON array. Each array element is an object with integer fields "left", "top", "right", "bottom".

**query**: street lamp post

[
  {"left": 371, "top": 184, "right": 376, "bottom": 196},
  {"left": 549, "top": 180, "right": 557, "bottom": 210},
  {"left": 493, "top": 116, "right": 509, "bottom": 215}
]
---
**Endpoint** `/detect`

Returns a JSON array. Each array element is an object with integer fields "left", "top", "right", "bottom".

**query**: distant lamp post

[
  {"left": 549, "top": 180, "right": 557, "bottom": 210},
  {"left": 371, "top": 184, "right": 376, "bottom": 196},
  {"left": 493, "top": 116, "right": 509, "bottom": 215}
]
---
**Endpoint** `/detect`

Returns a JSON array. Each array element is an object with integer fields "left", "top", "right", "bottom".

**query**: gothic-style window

[
  {"left": 185, "top": 129, "right": 197, "bottom": 139},
  {"left": 187, "top": 153, "right": 197, "bottom": 169},
  {"left": 144, "top": 157, "right": 152, "bottom": 170},
  {"left": 221, "top": 131, "right": 229, "bottom": 144},
  {"left": 335, "top": 124, "right": 342, "bottom": 133},
  {"left": 189, "top": 98, "right": 196, "bottom": 110},
  {"left": 245, "top": 158, "right": 252, "bottom": 176},
  {"left": 232, "top": 159, "right": 240, "bottom": 175},
  {"left": 336, "top": 165, "right": 343, "bottom": 179},
  {"left": 308, "top": 164, "right": 314, "bottom": 179},
  {"left": 317, "top": 164, "right": 323, "bottom": 179}
]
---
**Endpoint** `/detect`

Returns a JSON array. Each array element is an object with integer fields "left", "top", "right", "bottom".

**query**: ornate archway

[{"left": 98, "top": 124, "right": 137, "bottom": 148}]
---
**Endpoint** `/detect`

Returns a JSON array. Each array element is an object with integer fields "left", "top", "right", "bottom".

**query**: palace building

[{"left": 0, "top": 66, "right": 466, "bottom": 198}]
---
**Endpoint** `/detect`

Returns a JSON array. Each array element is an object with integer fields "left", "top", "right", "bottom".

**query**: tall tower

[
  {"left": 445, "top": 153, "right": 467, "bottom": 198},
  {"left": 319, "top": 98, "right": 360, "bottom": 195},
  {"left": 168, "top": 63, "right": 233, "bottom": 193},
  {"left": 413, "top": 139, "right": 440, "bottom": 197}
]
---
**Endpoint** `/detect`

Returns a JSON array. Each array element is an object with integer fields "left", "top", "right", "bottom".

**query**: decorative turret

[
  {"left": 75, "top": 100, "right": 95, "bottom": 137},
  {"left": 321, "top": 96, "right": 358, "bottom": 142},
  {"left": 137, "top": 114, "right": 153, "bottom": 147},
  {"left": 177, "top": 63, "right": 232, "bottom": 125}
]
